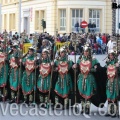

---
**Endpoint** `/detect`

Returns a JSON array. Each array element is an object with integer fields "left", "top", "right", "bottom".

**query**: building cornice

[{"left": 2, "top": 0, "right": 32, "bottom": 6}]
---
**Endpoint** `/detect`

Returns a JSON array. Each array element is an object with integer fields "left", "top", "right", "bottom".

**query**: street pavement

[{"left": 0, "top": 54, "right": 120, "bottom": 120}]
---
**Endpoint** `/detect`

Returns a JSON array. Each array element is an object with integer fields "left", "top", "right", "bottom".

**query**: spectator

[
  {"left": 102, "top": 33, "right": 107, "bottom": 44},
  {"left": 93, "top": 43, "right": 98, "bottom": 54},
  {"left": 37, "top": 39, "right": 48, "bottom": 53},
  {"left": 78, "top": 40, "right": 83, "bottom": 54},
  {"left": 101, "top": 43, "right": 106, "bottom": 54},
  {"left": 91, "top": 21, "right": 96, "bottom": 33},
  {"left": 107, "top": 36, "right": 116, "bottom": 53},
  {"left": 29, "top": 34, "right": 33, "bottom": 44},
  {"left": 69, "top": 42, "right": 74, "bottom": 54},
  {"left": 9, "top": 31, "right": 12, "bottom": 39},
  {"left": 88, "top": 21, "right": 92, "bottom": 32},
  {"left": 14, "top": 32, "right": 19, "bottom": 40},
  {"left": 75, "top": 21, "right": 79, "bottom": 33},
  {"left": 86, "top": 35, "right": 91, "bottom": 45}
]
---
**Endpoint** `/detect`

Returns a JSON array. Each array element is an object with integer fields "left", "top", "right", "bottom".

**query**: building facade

[{"left": 0, "top": 0, "right": 112, "bottom": 35}]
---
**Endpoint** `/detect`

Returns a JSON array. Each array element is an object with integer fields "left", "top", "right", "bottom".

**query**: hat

[
  {"left": 59, "top": 46, "right": 66, "bottom": 53},
  {"left": 29, "top": 46, "right": 35, "bottom": 50},
  {"left": 42, "top": 48, "right": 50, "bottom": 54},
  {"left": 0, "top": 40, "right": 5, "bottom": 43},
  {"left": 83, "top": 44, "right": 91, "bottom": 51},
  {"left": 12, "top": 42, "right": 19, "bottom": 48},
  {"left": 108, "top": 49, "right": 115, "bottom": 54}
]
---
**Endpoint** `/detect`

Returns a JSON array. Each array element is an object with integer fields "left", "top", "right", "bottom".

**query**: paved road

[
  {"left": 0, "top": 55, "right": 120, "bottom": 120},
  {"left": 68, "top": 54, "right": 111, "bottom": 67}
]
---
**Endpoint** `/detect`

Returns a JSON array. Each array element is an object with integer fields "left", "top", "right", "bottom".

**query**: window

[
  {"left": 35, "top": 10, "right": 45, "bottom": 30},
  {"left": 9, "top": 13, "right": 16, "bottom": 30},
  {"left": 71, "top": 9, "right": 83, "bottom": 31},
  {"left": 60, "top": 9, "right": 66, "bottom": 31},
  {"left": 4, "top": 14, "right": 7, "bottom": 29},
  {"left": 89, "top": 9, "right": 100, "bottom": 31},
  {"left": 35, "top": 11, "right": 39, "bottom": 30}
]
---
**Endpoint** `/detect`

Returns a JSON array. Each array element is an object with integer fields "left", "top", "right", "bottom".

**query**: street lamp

[
  {"left": 117, "top": 0, "right": 119, "bottom": 33},
  {"left": 112, "top": 0, "right": 116, "bottom": 35},
  {"left": 0, "top": 0, "right": 2, "bottom": 33},
  {"left": 19, "top": 0, "right": 21, "bottom": 35}
]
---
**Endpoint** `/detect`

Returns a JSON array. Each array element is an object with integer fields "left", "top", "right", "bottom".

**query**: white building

[{"left": 1, "top": 0, "right": 113, "bottom": 35}]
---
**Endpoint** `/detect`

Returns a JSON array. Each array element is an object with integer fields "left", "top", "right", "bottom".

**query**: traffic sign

[{"left": 80, "top": 20, "right": 88, "bottom": 28}]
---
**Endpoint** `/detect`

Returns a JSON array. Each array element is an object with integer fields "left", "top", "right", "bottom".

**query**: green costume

[
  {"left": 22, "top": 54, "right": 35, "bottom": 103},
  {"left": 54, "top": 56, "right": 73, "bottom": 106},
  {"left": 9, "top": 50, "right": 21, "bottom": 102},
  {"left": 77, "top": 55, "right": 98, "bottom": 100},
  {"left": 0, "top": 47, "right": 9, "bottom": 100},
  {"left": 9, "top": 51, "right": 21, "bottom": 91},
  {"left": 106, "top": 59, "right": 120, "bottom": 102},
  {"left": 37, "top": 58, "right": 51, "bottom": 103},
  {"left": 105, "top": 51, "right": 120, "bottom": 117},
  {"left": 0, "top": 47, "right": 9, "bottom": 88}
]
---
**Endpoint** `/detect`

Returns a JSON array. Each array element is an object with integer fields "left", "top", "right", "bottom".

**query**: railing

[
  {"left": 23, "top": 43, "right": 32, "bottom": 54},
  {"left": 23, "top": 42, "right": 70, "bottom": 54},
  {"left": 55, "top": 41, "right": 70, "bottom": 50}
]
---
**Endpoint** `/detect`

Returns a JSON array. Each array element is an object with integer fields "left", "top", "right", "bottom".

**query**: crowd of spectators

[
  {"left": 0, "top": 30, "right": 118, "bottom": 56},
  {"left": 56, "top": 32, "right": 111, "bottom": 55}
]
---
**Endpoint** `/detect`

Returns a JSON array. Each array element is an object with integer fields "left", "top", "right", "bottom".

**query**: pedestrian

[{"left": 75, "top": 21, "right": 79, "bottom": 33}]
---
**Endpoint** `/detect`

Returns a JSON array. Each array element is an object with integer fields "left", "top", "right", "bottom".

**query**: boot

[
  {"left": 39, "top": 95, "right": 44, "bottom": 103},
  {"left": 105, "top": 101, "right": 111, "bottom": 117},
  {"left": 39, "top": 95, "right": 46, "bottom": 108},
  {"left": 45, "top": 95, "right": 48, "bottom": 103},
  {"left": 54, "top": 96, "right": 61, "bottom": 109},
  {"left": 64, "top": 97, "right": 69, "bottom": 109},
  {"left": 9, "top": 91, "right": 15, "bottom": 104},
  {"left": 44, "top": 95, "right": 48, "bottom": 108},
  {"left": 29, "top": 94, "right": 33, "bottom": 106},
  {"left": 23, "top": 95, "right": 28, "bottom": 104},
  {"left": 3, "top": 88, "right": 8, "bottom": 101},
  {"left": 85, "top": 101, "right": 90, "bottom": 115},
  {"left": 81, "top": 101, "right": 84, "bottom": 114},
  {"left": 110, "top": 103, "right": 117, "bottom": 118}
]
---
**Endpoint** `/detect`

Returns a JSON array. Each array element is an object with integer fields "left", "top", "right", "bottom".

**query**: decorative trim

[
  {"left": 22, "top": 89, "right": 33, "bottom": 95},
  {"left": 54, "top": 90, "right": 69, "bottom": 98},
  {"left": 38, "top": 87, "right": 49, "bottom": 93},
  {"left": 0, "top": 83, "right": 6, "bottom": 87},
  {"left": 79, "top": 91, "right": 94, "bottom": 100},
  {"left": 10, "top": 85, "right": 21, "bottom": 91}
]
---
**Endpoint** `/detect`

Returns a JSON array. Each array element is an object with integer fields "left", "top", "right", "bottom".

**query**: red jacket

[{"left": 102, "top": 35, "right": 106, "bottom": 44}]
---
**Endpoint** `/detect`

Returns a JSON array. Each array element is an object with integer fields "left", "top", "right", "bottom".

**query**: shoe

[
  {"left": 54, "top": 104, "right": 63, "bottom": 110},
  {"left": 85, "top": 106, "right": 90, "bottom": 115},
  {"left": 111, "top": 115, "right": 116, "bottom": 118},
  {"left": 40, "top": 104, "right": 47, "bottom": 108},
  {"left": 105, "top": 113, "right": 110, "bottom": 117},
  {"left": 81, "top": 110, "right": 84, "bottom": 114},
  {"left": 23, "top": 100, "right": 29, "bottom": 104}
]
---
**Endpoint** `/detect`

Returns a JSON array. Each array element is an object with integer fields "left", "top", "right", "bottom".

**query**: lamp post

[
  {"left": 112, "top": 0, "right": 116, "bottom": 35},
  {"left": 0, "top": 0, "right": 2, "bottom": 33},
  {"left": 19, "top": 0, "right": 21, "bottom": 35},
  {"left": 117, "top": 0, "right": 119, "bottom": 33}
]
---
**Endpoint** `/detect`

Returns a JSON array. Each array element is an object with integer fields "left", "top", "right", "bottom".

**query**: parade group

[{"left": 0, "top": 31, "right": 120, "bottom": 117}]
